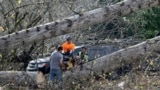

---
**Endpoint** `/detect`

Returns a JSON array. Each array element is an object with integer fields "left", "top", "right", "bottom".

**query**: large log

[
  {"left": 0, "top": 0, "right": 159, "bottom": 50},
  {"left": 0, "top": 71, "right": 37, "bottom": 86},
  {"left": 63, "top": 35, "right": 160, "bottom": 84}
]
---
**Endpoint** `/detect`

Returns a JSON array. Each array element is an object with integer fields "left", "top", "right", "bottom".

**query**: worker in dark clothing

[{"left": 76, "top": 46, "right": 88, "bottom": 70}]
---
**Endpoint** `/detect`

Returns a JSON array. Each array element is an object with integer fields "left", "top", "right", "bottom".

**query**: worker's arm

[
  {"left": 62, "top": 42, "right": 67, "bottom": 53},
  {"left": 76, "top": 52, "right": 81, "bottom": 59},
  {"left": 49, "top": 53, "right": 53, "bottom": 62},
  {"left": 85, "top": 55, "right": 89, "bottom": 62},
  {"left": 70, "top": 43, "right": 75, "bottom": 53},
  {"left": 59, "top": 55, "right": 63, "bottom": 68},
  {"left": 60, "top": 59, "right": 63, "bottom": 68},
  {"left": 72, "top": 43, "right": 75, "bottom": 50}
]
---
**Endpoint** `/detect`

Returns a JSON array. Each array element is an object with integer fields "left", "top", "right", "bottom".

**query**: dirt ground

[{"left": 87, "top": 70, "right": 160, "bottom": 90}]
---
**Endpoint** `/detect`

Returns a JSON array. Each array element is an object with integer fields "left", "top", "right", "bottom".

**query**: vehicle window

[
  {"left": 73, "top": 48, "right": 81, "bottom": 57},
  {"left": 88, "top": 47, "right": 107, "bottom": 61},
  {"left": 88, "top": 46, "right": 118, "bottom": 61},
  {"left": 45, "top": 54, "right": 51, "bottom": 57},
  {"left": 38, "top": 55, "right": 43, "bottom": 58}
]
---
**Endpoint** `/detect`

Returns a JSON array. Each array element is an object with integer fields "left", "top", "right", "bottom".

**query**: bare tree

[{"left": 0, "top": 0, "right": 159, "bottom": 50}]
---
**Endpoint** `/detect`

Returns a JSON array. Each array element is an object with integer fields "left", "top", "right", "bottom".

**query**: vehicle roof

[
  {"left": 75, "top": 45, "right": 84, "bottom": 49},
  {"left": 29, "top": 45, "right": 84, "bottom": 63}
]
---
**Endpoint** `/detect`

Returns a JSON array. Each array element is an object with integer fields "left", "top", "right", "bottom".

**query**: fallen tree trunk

[
  {"left": 0, "top": 36, "right": 160, "bottom": 87},
  {"left": 63, "top": 35, "right": 160, "bottom": 84},
  {"left": 0, "top": 71, "right": 37, "bottom": 86},
  {"left": 0, "top": 0, "right": 159, "bottom": 50}
]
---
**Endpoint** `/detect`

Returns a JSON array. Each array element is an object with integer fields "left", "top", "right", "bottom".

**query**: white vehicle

[
  {"left": 26, "top": 45, "right": 84, "bottom": 72},
  {"left": 26, "top": 55, "right": 50, "bottom": 72}
]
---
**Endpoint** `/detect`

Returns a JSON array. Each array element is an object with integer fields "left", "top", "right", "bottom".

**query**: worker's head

[
  {"left": 66, "top": 37, "right": 72, "bottom": 44},
  {"left": 57, "top": 45, "right": 63, "bottom": 52},
  {"left": 81, "top": 46, "right": 87, "bottom": 52}
]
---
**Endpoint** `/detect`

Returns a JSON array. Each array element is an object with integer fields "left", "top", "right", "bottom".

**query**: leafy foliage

[{"left": 127, "top": 6, "right": 160, "bottom": 39}]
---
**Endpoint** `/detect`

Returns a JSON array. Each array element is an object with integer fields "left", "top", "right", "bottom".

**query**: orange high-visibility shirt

[{"left": 62, "top": 42, "right": 75, "bottom": 53}]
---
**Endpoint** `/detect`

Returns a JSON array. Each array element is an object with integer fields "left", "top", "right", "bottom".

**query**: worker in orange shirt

[
  {"left": 62, "top": 37, "right": 75, "bottom": 53},
  {"left": 62, "top": 37, "right": 76, "bottom": 70}
]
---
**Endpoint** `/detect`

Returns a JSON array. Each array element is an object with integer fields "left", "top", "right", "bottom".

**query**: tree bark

[{"left": 0, "top": 0, "right": 159, "bottom": 50}]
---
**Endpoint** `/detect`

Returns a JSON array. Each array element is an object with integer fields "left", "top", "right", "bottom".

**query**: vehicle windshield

[
  {"left": 37, "top": 53, "right": 51, "bottom": 58},
  {"left": 73, "top": 48, "right": 81, "bottom": 57}
]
